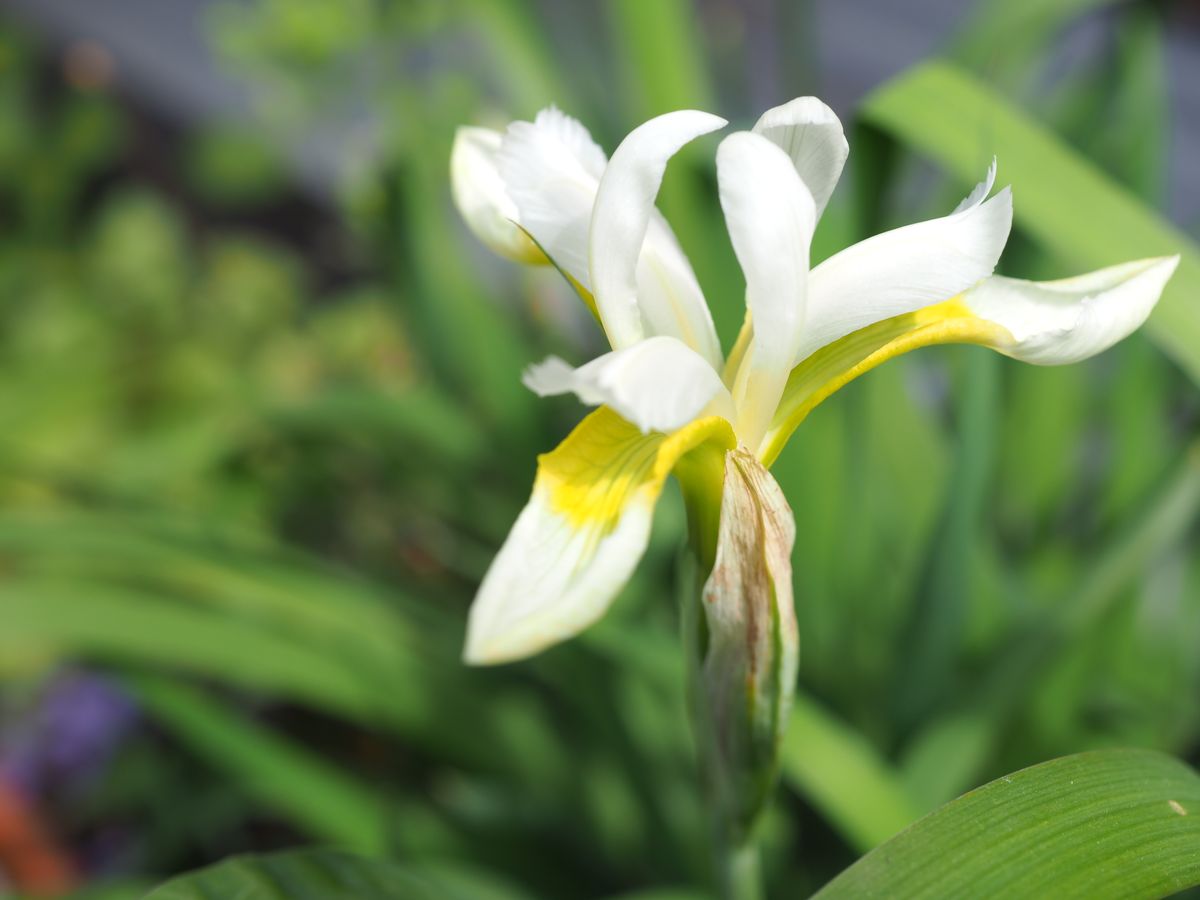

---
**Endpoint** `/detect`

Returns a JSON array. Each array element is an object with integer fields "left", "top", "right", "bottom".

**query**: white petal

[
  {"left": 523, "top": 335, "right": 733, "bottom": 434},
  {"left": 717, "top": 131, "right": 816, "bottom": 449},
  {"left": 497, "top": 107, "right": 607, "bottom": 286},
  {"left": 634, "top": 215, "right": 725, "bottom": 369},
  {"left": 450, "top": 126, "right": 543, "bottom": 263},
  {"left": 498, "top": 108, "right": 723, "bottom": 366},
  {"left": 752, "top": 96, "right": 848, "bottom": 219},
  {"left": 800, "top": 163, "right": 1013, "bottom": 362},
  {"left": 964, "top": 256, "right": 1179, "bottom": 365},
  {"left": 464, "top": 410, "right": 736, "bottom": 664},
  {"left": 465, "top": 475, "right": 653, "bottom": 665},
  {"left": 951, "top": 157, "right": 997, "bottom": 214},
  {"left": 590, "top": 110, "right": 727, "bottom": 350}
]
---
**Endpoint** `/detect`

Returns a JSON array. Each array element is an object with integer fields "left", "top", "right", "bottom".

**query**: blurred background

[{"left": 0, "top": 0, "right": 1197, "bottom": 897}]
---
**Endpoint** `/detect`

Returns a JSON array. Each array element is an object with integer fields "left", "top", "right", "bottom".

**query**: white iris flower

[{"left": 451, "top": 99, "right": 1178, "bottom": 665}]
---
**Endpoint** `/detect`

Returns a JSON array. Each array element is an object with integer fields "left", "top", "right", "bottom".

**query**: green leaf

[
  {"left": 813, "top": 749, "right": 1200, "bottom": 899},
  {"left": 1, "top": 580, "right": 379, "bottom": 719},
  {"left": 607, "top": 0, "right": 714, "bottom": 119},
  {"left": 130, "top": 675, "right": 389, "bottom": 853},
  {"left": 143, "top": 848, "right": 531, "bottom": 900},
  {"left": 949, "top": 0, "right": 1125, "bottom": 77},
  {"left": 457, "top": 0, "right": 574, "bottom": 114},
  {"left": 860, "top": 60, "right": 1200, "bottom": 385},
  {"left": 781, "top": 693, "right": 921, "bottom": 853},
  {"left": 892, "top": 348, "right": 999, "bottom": 727}
]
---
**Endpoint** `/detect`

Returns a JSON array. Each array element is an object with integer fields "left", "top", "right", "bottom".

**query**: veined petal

[
  {"left": 464, "top": 408, "right": 736, "bottom": 664},
  {"left": 590, "top": 110, "right": 727, "bottom": 351},
  {"left": 718, "top": 131, "right": 817, "bottom": 450},
  {"left": 497, "top": 107, "right": 608, "bottom": 287},
  {"left": 758, "top": 256, "right": 1178, "bottom": 466},
  {"left": 799, "top": 161, "right": 1012, "bottom": 362},
  {"left": 523, "top": 335, "right": 733, "bottom": 434},
  {"left": 450, "top": 126, "right": 545, "bottom": 263},
  {"left": 752, "top": 96, "right": 848, "bottom": 219},
  {"left": 963, "top": 255, "right": 1179, "bottom": 365}
]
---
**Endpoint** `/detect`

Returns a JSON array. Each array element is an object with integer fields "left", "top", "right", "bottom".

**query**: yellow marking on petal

[
  {"left": 541, "top": 407, "right": 736, "bottom": 532},
  {"left": 758, "top": 295, "right": 1012, "bottom": 467},
  {"left": 509, "top": 231, "right": 550, "bottom": 265}
]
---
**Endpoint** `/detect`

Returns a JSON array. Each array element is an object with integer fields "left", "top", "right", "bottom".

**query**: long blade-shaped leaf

[
  {"left": 144, "top": 849, "right": 531, "bottom": 900},
  {"left": 814, "top": 749, "right": 1200, "bottom": 899},
  {"left": 130, "top": 675, "right": 389, "bottom": 853}
]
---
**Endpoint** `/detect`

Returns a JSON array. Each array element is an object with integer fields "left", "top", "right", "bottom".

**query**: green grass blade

[
  {"left": 860, "top": 60, "right": 1200, "bottom": 385},
  {"left": 143, "top": 848, "right": 531, "bottom": 900},
  {"left": 782, "top": 693, "right": 922, "bottom": 853},
  {"left": 892, "top": 348, "right": 999, "bottom": 727},
  {"left": 949, "top": 0, "right": 1124, "bottom": 77},
  {"left": 457, "top": 0, "right": 573, "bottom": 113},
  {"left": 1, "top": 580, "right": 381, "bottom": 715},
  {"left": 607, "top": 0, "right": 715, "bottom": 119},
  {"left": 813, "top": 749, "right": 1200, "bottom": 899},
  {"left": 130, "top": 675, "right": 389, "bottom": 853}
]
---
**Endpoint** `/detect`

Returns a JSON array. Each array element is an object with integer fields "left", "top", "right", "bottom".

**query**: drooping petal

[
  {"left": 590, "top": 110, "right": 727, "bottom": 351},
  {"left": 752, "top": 96, "right": 848, "bottom": 219},
  {"left": 497, "top": 107, "right": 607, "bottom": 286},
  {"left": 463, "top": 408, "right": 736, "bottom": 664},
  {"left": 798, "top": 162, "right": 1013, "bottom": 363},
  {"left": 962, "top": 255, "right": 1179, "bottom": 365},
  {"left": 758, "top": 256, "right": 1178, "bottom": 466},
  {"left": 523, "top": 335, "right": 733, "bottom": 434},
  {"left": 717, "top": 131, "right": 817, "bottom": 450},
  {"left": 450, "top": 126, "right": 545, "bottom": 263}
]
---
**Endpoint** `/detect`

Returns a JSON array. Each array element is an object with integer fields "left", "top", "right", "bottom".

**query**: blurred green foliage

[{"left": 0, "top": 1, "right": 1197, "bottom": 897}]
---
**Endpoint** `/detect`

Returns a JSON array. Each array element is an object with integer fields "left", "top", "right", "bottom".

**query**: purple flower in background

[{"left": 2, "top": 668, "right": 139, "bottom": 797}]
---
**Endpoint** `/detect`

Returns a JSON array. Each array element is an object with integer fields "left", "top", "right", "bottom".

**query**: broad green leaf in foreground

[
  {"left": 143, "top": 849, "right": 531, "bottom": 900},
  {"left": 860, "top": 60, "right": 1200, "bottom": 385},
  {"left": 814, "top": 749, "right": 1200, "bottom": 899}
]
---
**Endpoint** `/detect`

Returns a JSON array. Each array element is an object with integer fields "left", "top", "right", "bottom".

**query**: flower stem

[{"left": 718, "top": 833, "right": 763, "bottom": 900}]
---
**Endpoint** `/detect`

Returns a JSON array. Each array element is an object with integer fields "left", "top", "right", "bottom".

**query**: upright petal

[
  {"left": 497, "top": 107, "right": 608, "bottom": 286},
  {"left": 963, "top": 256, "right": 1179, "bottom": 365},
  {"left": 752, "top": 97, "right": 848, "bottom": 219},
  {"left": 718, "top": 131, "right": 817, "bottom": 450},
  {"left": 450, "top": 126, "right": 545, "bottom": 263},
  {"left": 590, "top": 110, "right": 727, "bottom": 351},
  {"left": 523, "top": 335, "right": 734, "bottom": 434},
  {"left": 499, "top": 108, "right": 724, "bottom": 366},
  {"left": 463, "top": 409, "right": 736, "bottom": 664},
  {"left": 799, "top": 163, "right": 1012, "bottom": 363}
]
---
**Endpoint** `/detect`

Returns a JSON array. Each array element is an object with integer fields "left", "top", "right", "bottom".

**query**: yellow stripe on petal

[
  {"left": 758, "top": 297, "right": 1010, "bottom": 467},
  {"left": 464, "top": 407, "right": 735, "bottom": 665}
]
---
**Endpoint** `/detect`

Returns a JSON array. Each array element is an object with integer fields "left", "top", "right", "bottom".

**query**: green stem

[{"left": 719, "top": 835, "right": 763, "bottom": 900}]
